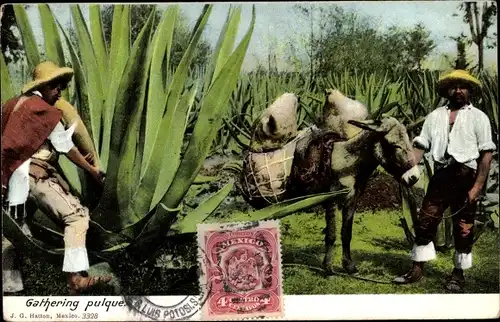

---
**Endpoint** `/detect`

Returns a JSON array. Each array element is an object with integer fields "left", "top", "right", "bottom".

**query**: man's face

[
  {"left": 447, "top": 81, "right": 471, "bottom": 106},
  {"left": 38, "top": 79, "right": 67, "bottom": 105}
]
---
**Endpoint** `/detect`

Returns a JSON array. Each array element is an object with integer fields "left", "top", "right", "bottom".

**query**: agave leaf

[
  {"left": 71, "top": 4, "right": 104, "bottom": 151},
  {"left": 173, "top": 181, "right": 234, "bottom": 234},
  {"left": 38, "top": 4, "right": 65, "bottom": 66},
  {"left": 374, "top": 101, "right": 400, "bottom": 120},
  {"left": 1, "top": 53, "right": 14, "bottom": 103},
  {"left": 108, "top": 5, "right": 125, "bottom": 65},
  {"left": 129, "top": 5, "right": 212, "bottom": 219},
  {"left": 161, "top": 5, "right": 256, "bottom": 211},
  {"left": 244, "top": 189, "right": 350, "bottom": 222},
  {"left": 24, "top": 214, "right": 133, "bottom": 253},
  {"left": 57, "top": 20, "right": 91, "bottom": 137},
  {"left": 193, "top": 174, "right": 220, "bottom": 184},
  {"left": 150, "top": 83, "right": 198, "bottom": 209},
  {"left": 117, "top": 11, "right": 155, "bottom": 215},
  {"left": 100, "top": 5, "right": 130, "bottom": 170},
  {"left": 4, "top": 212, "right": 131, "bottom": 267},
  {"left": 89, "top": 4, "right": 108, "bottom": 96},
  {"left": 28, "top": 220, "right": 64, "bottom": 248},
  {"left": 13, "top": 4, "right": 40, "bottom": 72},
  {"left": 141, "top": 5, "right": 211, "bottom": 179},
  {"left": 86, "top": 220, "right": 134, "bottom": 251},
  {"left": 143, "top": 5, "right": 179, "bottom": 171},
  {"left": 91, "top": 8, "right": 155, "bottom": 230},
  {"left": 38, "top": 4, "right": 68, "bottom": 99},
  {"left": 31, "top": 210, "right": 63, "bottom": 234},
  {"left": 3, "top": 209, "right": 63, "bottom": 261},
  {"left": 56, "top": 21, "right": 93, "bottom": 196},
  {"left": 125, "top": 204, "right": 179, "bottom": 259},
  {"left": 99, "top": 243, "right": 130, "bottom": 253},
  {"left": 210, "top": 5, "right": 242, "bottom": 87},
  {"left": 133, "top": 4, "right": 253, "bottom": 248}
]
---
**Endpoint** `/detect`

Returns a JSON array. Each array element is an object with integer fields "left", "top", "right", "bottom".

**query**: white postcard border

[{"left": 3, "top": 294, "right": 499, "bottom": 321}]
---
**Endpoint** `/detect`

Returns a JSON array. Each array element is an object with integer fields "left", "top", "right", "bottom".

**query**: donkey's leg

[
  {"left": 341, "top": 201, "right": 358, "bottom": 274},
  {"left": 322, "top": 202, "right": 336, "bottom": 274}
]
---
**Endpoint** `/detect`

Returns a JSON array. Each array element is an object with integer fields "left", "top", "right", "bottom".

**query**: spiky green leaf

[
  {"left": 71, "top": 4, "right": 104, "bottom": 151},
  {"left": 174, "top": 181, "right": 234, "bottom": 233},
  {"left": 13, "top": 5, "right": 40, "bottom": 73},
  {"left": 100, "top": 5, "right": 131, "bottom": 170},
  {"left": 91, "top": 7, "right": 155, "bottom": 230},
  {"left": 142, "top": 5, "right": 179, "bottom": 170},
  {"left": 1, "top": 53, "right": 14, "bottom": 103},
  {"left": 128, "top": 5, "right": 212, "bottom": 220},
  {"left": 89, "top": 5, "right": 108, "bottom": 96}
]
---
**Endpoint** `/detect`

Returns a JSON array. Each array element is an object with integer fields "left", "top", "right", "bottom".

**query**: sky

[{"left": 16, "top": 1, "right": 500, "bottom": 72}]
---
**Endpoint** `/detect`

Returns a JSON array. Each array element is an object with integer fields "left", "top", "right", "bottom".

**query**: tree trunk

[{"left": 477, "top": 41, "right": 484, "bottom": 72}]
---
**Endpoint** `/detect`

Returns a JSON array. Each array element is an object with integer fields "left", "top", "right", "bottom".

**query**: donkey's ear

[
  {"left": 348, "top": 119, "right": 383, "bottom": 132},
  {"left": 267, "top": 115, "right": 278, "bottom": 135}
]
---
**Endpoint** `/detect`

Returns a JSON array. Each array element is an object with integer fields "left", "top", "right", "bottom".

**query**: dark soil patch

[{"left": 357, "top": 171, "right": 410, "bottom": 212}]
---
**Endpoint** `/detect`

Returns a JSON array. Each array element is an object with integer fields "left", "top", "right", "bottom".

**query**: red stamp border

[{"left": 197, "top": 220, "right": 284, "bottom": 320}]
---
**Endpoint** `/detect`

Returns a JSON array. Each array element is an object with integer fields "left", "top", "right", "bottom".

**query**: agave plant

[{"left": 2, "top": 4, "right": 348, "bottom": 271}]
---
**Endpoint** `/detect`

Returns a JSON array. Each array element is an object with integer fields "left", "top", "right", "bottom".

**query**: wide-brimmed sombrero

[
  {"left": 22, "top": 61, "right": 74, "bottom": 94},
  {"left": 436, "top": 69, "right": 481, "bottom": 98}
]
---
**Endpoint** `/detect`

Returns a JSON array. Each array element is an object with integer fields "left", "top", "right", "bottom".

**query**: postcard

[{"left": 2, "top": 2, "right": 498, "bottom": 321}]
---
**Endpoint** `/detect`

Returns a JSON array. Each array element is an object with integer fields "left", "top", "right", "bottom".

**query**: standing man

[
  {"left": 2, "top": 61, "right": 111, "bottom": 294},
  {"left": 393, "top": 69, "right": 496, "bottom": 291}
]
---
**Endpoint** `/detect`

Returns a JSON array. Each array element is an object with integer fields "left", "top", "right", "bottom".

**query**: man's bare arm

[
  {"left": 66, "top": 147, "right": 103, "bottom": 184},
  {"left": 468, "top": 150, "right": 493, "bottom": 202}
]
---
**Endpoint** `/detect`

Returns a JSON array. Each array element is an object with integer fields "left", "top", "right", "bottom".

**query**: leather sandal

[
  {"left": 393, "top": 263, "right": 424, "bottom": 284},
  {"left": 445, "top": 269, "right": 465, "bottom": 293},
  {"left": 446, "top": 279, "right": 464, "bottom": 293},
  {"left": 67, "top": 272, "right": 112, "bottom": 295}
]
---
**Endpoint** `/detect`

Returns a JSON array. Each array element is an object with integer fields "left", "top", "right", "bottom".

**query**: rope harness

[{"left": 283, "top": 263, "right": 395, "bottom": 285}]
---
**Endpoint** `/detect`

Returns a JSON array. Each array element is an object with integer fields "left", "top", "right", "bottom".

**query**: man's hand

[
  {"left": 83, "top": 152, "right": 96, "bottom": 166},
  {"left": 469, "top": 150, "right": 493, "bottom": 204},
  {"left": 67, "top": 147, "right": 104, "bottom": 185},
  {"left": 459, "top": 219, "right": 473, "bottom": 238},
  {"left": 467, "top": 185, "right": 482, "bottom": 204},
  {"left": 89, "top": 166, "right": 104, "bottom": 185}
]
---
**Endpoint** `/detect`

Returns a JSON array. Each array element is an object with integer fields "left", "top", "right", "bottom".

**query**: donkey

[{"left": 287, "top": 116, "right": 420, "bottom": 274}]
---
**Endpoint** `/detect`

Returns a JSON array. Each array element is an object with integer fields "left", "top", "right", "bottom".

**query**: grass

[
  {"left": 8, "top": 207, "right": 499, "bottom": 296},
  {"left": 280, "top": 209, "right": 499, "bottom": 294}
]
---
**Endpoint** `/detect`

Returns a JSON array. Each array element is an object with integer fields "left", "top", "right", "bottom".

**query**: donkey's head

[{"left": 348, "top": 117, "right": 420, "bottom": 186}]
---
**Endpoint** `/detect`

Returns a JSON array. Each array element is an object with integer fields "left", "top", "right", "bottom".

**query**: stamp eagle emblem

[{"left": 197, "top": 220, "right": 284, "bottom": 320}]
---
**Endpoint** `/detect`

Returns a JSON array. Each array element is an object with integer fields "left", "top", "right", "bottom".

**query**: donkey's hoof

[
  {"left": 321, "top": 262, "right": 335, "bottom": 276},
  {"left": 323, "top": 267, "right": 335, "bottom": 276},
  {"left": 342, "top": 260, "right": 358, "bottom": 274}
]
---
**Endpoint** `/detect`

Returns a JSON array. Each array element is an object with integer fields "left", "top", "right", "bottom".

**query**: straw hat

[
  {"left": 22, "top": 61, "right": 74, "bottom": 94},
  {"left": 437, "top": 69, "right": 481, "bottom": 98}
]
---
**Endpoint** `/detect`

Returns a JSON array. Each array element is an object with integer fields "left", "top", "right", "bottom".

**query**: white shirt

[
  {"left": 413, "top": 104, "right": 496, "bottom": 170},
  {"left": 6, "top": 91, "right": 77, "bottom": 206}
]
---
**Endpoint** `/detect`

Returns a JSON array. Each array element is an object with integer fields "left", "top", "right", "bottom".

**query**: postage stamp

[{"left": 196, "top": 220, "right": 284, "bottom": 320}]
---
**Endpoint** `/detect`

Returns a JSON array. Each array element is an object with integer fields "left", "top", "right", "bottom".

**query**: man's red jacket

[{"left": 1, "top": 95, "right": 62, "bottom": 192}]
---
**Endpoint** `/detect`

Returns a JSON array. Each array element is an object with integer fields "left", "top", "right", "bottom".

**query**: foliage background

[{"left": 1, "top": 2, "right": 498, "bottom": 295}]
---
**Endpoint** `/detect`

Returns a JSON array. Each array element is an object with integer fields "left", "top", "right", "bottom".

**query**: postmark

[
  {"left": 122, "top": 294, "right": 207, "bottom": 321},
  {"left": 197, "top": 220, "right": 284, "bottom": 320},
  {"left": 122, "top": 251, "right": 212, "bottom": 321}
]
